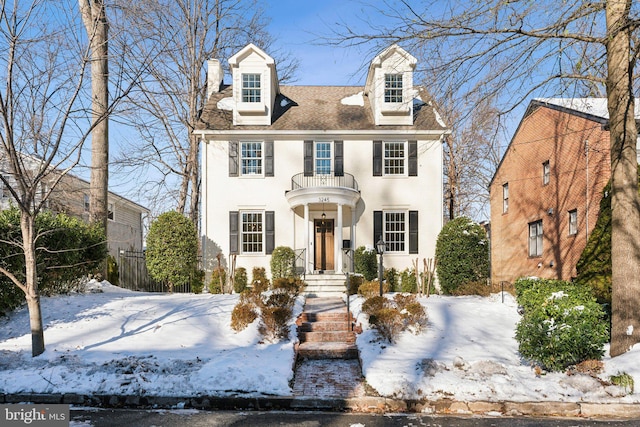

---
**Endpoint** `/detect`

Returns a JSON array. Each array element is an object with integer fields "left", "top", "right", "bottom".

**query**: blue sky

[{"left": 265, "top": 0, "right": 375, "bottom": 85}]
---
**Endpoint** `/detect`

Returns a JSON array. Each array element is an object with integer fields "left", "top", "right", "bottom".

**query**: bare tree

[
  {"left": 79, "top": 0, "right": 109, "bottom": 234},
  {"left": 331, "top": 0, "right": 639, "bottom": 355},
  {"left": 0, "top": 0, "right": 140, "bottom": 356},
  {"left": 112, "top": 0, "right": 297, "bottom": 225}
]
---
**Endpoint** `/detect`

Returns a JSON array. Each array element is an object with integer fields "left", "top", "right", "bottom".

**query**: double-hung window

[
  {"left": 384, "top": 141, "right": 406, "bottom": 175},
  {"left": 568, "top": 209, "right": 578, "bottom": 235},
  {"left": 384, "top": 74, "right": 403, "bottom": 103},
  {"left": 241, "top": 142, "right": 263, "bottom": 175},
  {"left": 315, "top": 141, "right": 332, "bottom": 175},
  {"left": 528, "top": 220, "right": 543, "bottom": 257},
  {"left": 241, "top": 73, "right": 261, "bottom": 103},
  {"left": 384, "top": 211, "right": 406, "bottom": 252},
  {"left": 241, "top": 212, "right": 263, "bottom": 253},
  {"left": 83, "top": 194, "right": 90, "bottom": 212}
]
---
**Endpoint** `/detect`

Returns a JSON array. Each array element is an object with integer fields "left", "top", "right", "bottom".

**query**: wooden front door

[{"left": 314, "top": 219, "right": 334, "bottom": 271}]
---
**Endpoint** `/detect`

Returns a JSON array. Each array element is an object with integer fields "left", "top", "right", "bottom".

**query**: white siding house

[{"left": 196, "top": 44, "right": 448, "bottom": 282}]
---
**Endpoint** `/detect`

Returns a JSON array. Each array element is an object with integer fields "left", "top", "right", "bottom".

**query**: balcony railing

[{"left": 290, "top": 172, "right": 359, "bottom": 191}]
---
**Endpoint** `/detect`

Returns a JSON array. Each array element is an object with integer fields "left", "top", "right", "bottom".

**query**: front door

[{"left": 314, "top": 219, "right": 334, "bottom": 271}]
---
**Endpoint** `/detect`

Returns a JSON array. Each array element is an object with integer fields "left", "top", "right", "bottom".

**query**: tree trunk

[
  {"left": 605, "top": 0, "right": 640, "bottom": 356},
  {"left": 80, "top": 0, "right": 109, "bottom": 234},
  {"left": 21, "top": 214, "right": 45, "bottom": 356}
]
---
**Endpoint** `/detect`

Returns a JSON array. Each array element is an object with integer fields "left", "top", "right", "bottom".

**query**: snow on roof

[{"left": 536, "top": 97, "right": 640, "bottom": 120}]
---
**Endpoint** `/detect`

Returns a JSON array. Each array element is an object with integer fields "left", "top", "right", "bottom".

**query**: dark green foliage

[
  {"left": 233, "top": 267, "right": 248, "bottom": 293},
  {"left": 191, "top": 269, "right": 205, "bottom": 294},
  {"left": 0, "top": 207, "right": 107, "bottom": 313},
  {"left": 146, "top": 211, "right": 199, "bottom": 292},
  {"left": 250, "top": 267, "right": 270, "bottom": 292},
  {"left": 346, "top": 274, "right": 364, "bottom": 295},
  {"left": 514, "top": 278, "right": 609, "bottom": 372},
  {"left": 354, "top": 246, "right": 377, "bottom": 280},
  {"left": 435, "top": 217, "right": 489, "bottom": 295},
  {"left": 106, "top": 255, "right": 119, "bottom": 286},
  {"left": 270, "top": 246, "right": 296, "bottom": 279},
  {"left": 384, "top": 267, "right": 398, "bottom": 292},
  {"left": 209, "top": 268, "right": 226, "bottom": 294},
  {"left": 400, "top": 268, "right": 418, "bottom": 293}
]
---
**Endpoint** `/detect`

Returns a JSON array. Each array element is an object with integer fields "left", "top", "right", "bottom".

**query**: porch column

[
  {"left": 336, "top": 203, "right": 343, "bottom": 272},
  {"left": 304, "top": 203, "right": 310, "bottom": 274},
  {"left": 351, "top": 207, "right": 357, "bottom": 272}
]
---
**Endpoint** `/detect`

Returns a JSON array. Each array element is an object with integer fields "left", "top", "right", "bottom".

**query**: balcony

[
  {"left": 286, "top": 172, "right": 360, "bottom": 209},
  {"left": 290, "top": 172, "right": 359, "bottom": 192}
]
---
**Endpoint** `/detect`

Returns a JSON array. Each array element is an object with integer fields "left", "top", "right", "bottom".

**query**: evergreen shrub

[
  {"left": 435, "top": 217, "right": 489, "bottom": 294},
  {"left": 250, "top": 267, "right": 270, "bottom": 293},
  {"left": 514, "top": 277, "right": 609, "bottom": 372},
  {"left": 354, "top": 246, "right": 377, "bottom": 280},
  {"left": 233, "top": 267, "right": 248, "bottom": 293},
  {"left": 270, "top": 246, "right": 296, "bottom": 279},
  {"left": 208, "top": 268, "right": 226, "bottom": 294},
  {"left": 399, "top": 268, "right": 418, "bottom": 293},
  {"left": 362, "top": 293, "right": 428, "bottom": 342}
]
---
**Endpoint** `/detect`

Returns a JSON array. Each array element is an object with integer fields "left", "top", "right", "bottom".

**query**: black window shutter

[
  {"left": 229, "top": 211, "right": 239, "bottom": 254},
  {"left": 265, "top": 141, "right": 274, "bottom": 177},
  {"left": 373, "top": 140, "right": 382, "bottom": 176},
  {"left": 373, "top": 210, "right": 383, "bottom": 249},
  {"left": 334, "top": 140, "right": 344, "bottom": 176},
  {"left": 229, "top": 141, "right": 239, "bottom": 177},
  {"left": 409, "top": 210, "right": 418, "bottom": 254},
  {"left": 408, "top": 140, "right": 417, "bottom": 176},
  {"left": 265, "top": 211, "right": 275, "bottom": 254},
  {"left": 304, "top": 140, "right": 313, "bottom": 176}
]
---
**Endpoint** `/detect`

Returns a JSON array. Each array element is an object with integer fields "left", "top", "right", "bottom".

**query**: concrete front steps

[
  {"left": 303, "top": 273, "right": 347, "bottom": 297},
  {"left": 296, "top": 297, "right": 358, "bottom": 360}
]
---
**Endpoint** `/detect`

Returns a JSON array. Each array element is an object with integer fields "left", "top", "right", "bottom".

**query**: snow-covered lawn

[{"left": 0, "top": 281, "right": 638, "bottom": 404}]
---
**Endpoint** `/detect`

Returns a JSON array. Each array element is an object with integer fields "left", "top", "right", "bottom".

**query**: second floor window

[
  {"left": 384, "top": 74, "right": 403, "bottom": 103},
  {"left": 108, "top": 203, "right": 114, "bottom": 221},
  {"left": 502, "top": 183, "right": 509, "bottom": 213},
  {"left": 315, "top": 141, "right": 332, "bottom": 175},
  {"left": 384, "top": 141, "right": 406, "bottom": 175},
  {"left": 84, "top": 194, "right": 90, "bottom": 212},
  {"left": 241, "top": 142, "right": 263, "bottom": 175},
  {"left": 543, "top": 161, "right": 550, "bottom": 185},
  {"left": 242, "top": 211, "right": 263, "bottom": 253},
  {"left": 528, "top": 220, "right": 543, "bottom": 257},
  {"left": 569, "top": 209, "right": 578, "bottom": 235},
  {"left": 241, "top": 73, "right": 261, "bottom": 103}
]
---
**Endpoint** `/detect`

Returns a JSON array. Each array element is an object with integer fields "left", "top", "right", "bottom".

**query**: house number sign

[{"left": 318, "top": 197, "right": 330, "bottom": 203}]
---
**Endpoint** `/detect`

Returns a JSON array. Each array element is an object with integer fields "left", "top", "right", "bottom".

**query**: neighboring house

[
  {"left": 196, "top": 43, "right": 448, "bottom": 279},
  {"left": 0, "top": 156, "right": 148, "bottom": 258},
  {"left": 488, "top": 98, "right": 638, "bottom": 283}
]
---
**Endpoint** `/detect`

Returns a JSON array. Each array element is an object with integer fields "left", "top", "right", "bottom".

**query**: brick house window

[
  {"left": 528, "top": 220, "right": 543, "bottom": 257},
  {"left": 568, "top": 209, "right": 578, "bottom": 235},
  {"left": 542, "top": 161, "right": 550, "bottom": 185},
  {"left": 502, "top": 183, "right": 509, "bottom": 213}
]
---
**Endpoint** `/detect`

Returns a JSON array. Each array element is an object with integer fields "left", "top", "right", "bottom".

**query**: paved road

[{"left": 71, "top": 408, "right": 640, "bottom": 427}]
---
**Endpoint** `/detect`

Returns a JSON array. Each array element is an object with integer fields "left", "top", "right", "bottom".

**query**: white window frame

[
  {"left": 241, "top": 211, "right": 264, "bottom": 254},
  {"left": 108, "top": 203, "right": 114, "bottom": 221},
  {"left": 543, "top": 161, "right": 550, "bottom": 185},
  {"left": 568, "top": 209, "right": 578, "bottom": 235},
  {"left": 384, "top": 74, "right": 403, "bottom": 103},
  {"left": 314, "top": 141, "right": 332, "bottom": 175},
  {"left": 383, "top": 141, "right": 407, "bottom": 176},
  {"left": 502, "top": 183, "right": 509, "bottom": 213},
  {"left": 384, "top": 210, "right": 407, "bottom": 253},
  {"left": 528, "top": 220, "right": 543, "bottom": 257},
  {"left": 241, "top": 73, "right": 261, "bottom": 103},
  {"left": 240, "top": 141, "right": 264, "bottom": 176},
  {"left": 83, "top": 193, "right": 90, "bottom": 212}
]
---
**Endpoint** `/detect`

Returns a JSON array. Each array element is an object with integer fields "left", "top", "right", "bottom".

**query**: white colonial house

[{"left": 196, "top": 44, "right": 448, "bottom": 289}]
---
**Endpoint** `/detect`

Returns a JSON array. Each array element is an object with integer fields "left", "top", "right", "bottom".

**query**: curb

[{"left": 2, "top": 393, "right": 640, "bottom": 419}]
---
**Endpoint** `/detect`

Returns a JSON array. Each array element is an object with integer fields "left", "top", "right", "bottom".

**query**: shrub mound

[
  {"left": 514, "top": 277, "right": 609, "bottom": 372},
  {"left": 361, "top": 293, "right": 427, "bottom": 342}
]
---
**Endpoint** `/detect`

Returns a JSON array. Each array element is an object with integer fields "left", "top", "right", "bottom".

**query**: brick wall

[{"left": 490, "top": 104, "right": 611, "bottom": 284}]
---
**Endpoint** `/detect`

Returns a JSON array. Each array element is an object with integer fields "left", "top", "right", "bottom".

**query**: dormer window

[
  {"left": 241, "top": 74, "right": 261, "bottom": 103},
  {"left": 384, "top": 74, "right": 403, "bottom": 103}
]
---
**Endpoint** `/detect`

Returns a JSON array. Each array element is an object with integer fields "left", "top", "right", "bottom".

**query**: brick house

[
  {"left": 489, "top": 98, "right": 617, "bottom": 284},
  {"left": 195, "top": 43, "right": 448, "bottom": 286}
]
